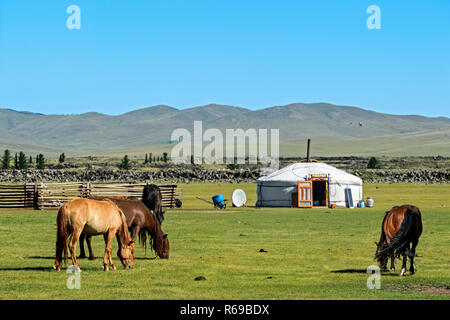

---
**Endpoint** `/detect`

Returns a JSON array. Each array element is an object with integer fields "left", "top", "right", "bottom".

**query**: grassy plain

[{"left": 0, "top": 183, "right": 449, "bottom": 299}]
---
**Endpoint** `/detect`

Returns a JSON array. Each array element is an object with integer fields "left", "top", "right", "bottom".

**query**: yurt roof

[{"left": 257, "top": 162, "right": 362, "bottom": 185}]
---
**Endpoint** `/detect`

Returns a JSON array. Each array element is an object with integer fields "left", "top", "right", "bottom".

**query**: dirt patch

[{"left": 389, "top": 283, "right": 450, "bottom": 296}]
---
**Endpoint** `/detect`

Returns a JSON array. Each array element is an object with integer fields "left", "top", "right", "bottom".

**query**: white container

[{"left": 366, "top": 197, "right": 374, "bottom": 208}]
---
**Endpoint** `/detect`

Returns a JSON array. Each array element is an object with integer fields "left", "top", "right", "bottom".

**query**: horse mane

[
  {"left": 138, "top": 209, "right": 163, "bottom": 256},
  {"left": 111, "top": 202, "right": 131, "bottom": 246}
]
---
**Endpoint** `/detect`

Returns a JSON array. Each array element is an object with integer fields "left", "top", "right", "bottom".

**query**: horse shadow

[
  {"left": 28, "top": 256, "right": 54, "bottom": 260},
  {"left": 331, "top": 269, "right": 400, "bottom": 277},
  {"left": 0, "top": 266, "right": 52, "bottom": 272},
  {"left": 28, "top": 255, "right": 157, "bottom": 261}
]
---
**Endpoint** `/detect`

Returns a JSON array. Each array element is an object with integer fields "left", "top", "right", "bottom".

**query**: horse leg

[
  {"left": 69, "top": 228, "right": 82, "bottom": 272},
  {"left": 130, "top": 226, "right": 139, "bottom": 254},
  {"left": 410, "top": 239, "right": 418, "bottom": 275},
  {"left": 130, "top": 226, "right": 139, "bottom": 244},
  {"left": 389, "top": 252, "right": 395, "bottom": 273},
  {"left": 86, "top": 235, "right": 96, "bottom": 260},
  {"left": 400, "top": 253, "right": 407, "bottom": 276},
  {"left": 79, "top": 233, "right": 87, "bottom": 259},
  {"left": 103, "top": 232, "right": 116, "bottom": 271}
]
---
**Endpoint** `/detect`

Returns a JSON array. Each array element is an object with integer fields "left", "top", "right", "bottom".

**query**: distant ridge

[{"left": 0, "top": 103, "right": 449, "bottom": 156}]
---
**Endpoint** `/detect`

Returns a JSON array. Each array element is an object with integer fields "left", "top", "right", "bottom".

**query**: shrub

[{"left": 367, "top": 157, "right": 379, "bottom": 169}]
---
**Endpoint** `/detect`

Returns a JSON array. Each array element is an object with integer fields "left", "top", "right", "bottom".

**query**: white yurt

[{"left": 256, "top": 161, "right": 362, "bottom": 208}]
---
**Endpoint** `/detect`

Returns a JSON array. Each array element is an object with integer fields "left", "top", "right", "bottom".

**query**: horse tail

[
  {"left": 138, "top": 228, "right": 152, "bottom": 255},
  {"left": 378, "top": 208, "right": 416, "bottom": 259},
  {"left": 55, "top": 205, "right": 69, "bottom": 266},
  {"left": 374, "top": 211, "right": 389, "bottom": 259}
]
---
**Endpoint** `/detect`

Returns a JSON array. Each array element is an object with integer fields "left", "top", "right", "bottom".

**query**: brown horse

[
  {"left": 53, "top": 198, "right": 135, "bottom": 272},
  {"left": 375, "top": 204, "right": 422, "bottom": 276},
  {"left": 80, "top": 197, "right": 169, "bottom": 259}
]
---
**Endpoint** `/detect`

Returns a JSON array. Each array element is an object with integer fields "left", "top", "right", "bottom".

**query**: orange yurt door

[{"left": 297, "top": 180, "right": 312, "bottom": 208}]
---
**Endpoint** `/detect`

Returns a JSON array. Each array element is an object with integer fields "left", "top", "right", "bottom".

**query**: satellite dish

[{"left": 232, "top": 189, "right": 247, "bottom": 207}]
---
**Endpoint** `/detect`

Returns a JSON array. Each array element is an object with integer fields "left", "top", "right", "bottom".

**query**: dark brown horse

[
  {"left": 375, "top": 204, "right": 422, "bottom": 276},
  {"left": 142, "top": 184, "right": 165, "bottom": 225},
  {"left": 80, "top": 197, "right": 169, "bottom": 259}
]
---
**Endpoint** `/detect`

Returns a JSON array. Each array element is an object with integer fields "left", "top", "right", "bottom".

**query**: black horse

[{"left": 142, "top": 184, "right": 165, "bottom": 226}]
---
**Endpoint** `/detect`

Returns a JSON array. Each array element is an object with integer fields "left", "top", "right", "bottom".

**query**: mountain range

[{"left": 1, "top": 103, "right": 449, "bottom": 157}]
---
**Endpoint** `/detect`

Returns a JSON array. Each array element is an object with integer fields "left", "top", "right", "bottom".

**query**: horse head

[
  {"left": 117, "top": 240, "right": 135, "bottom": 269},
  {"left": 154, "top": 233, "right": 170, "bottom": 259},
  {"left": 374, "top": 241, "right": 387, "bottom": 269}
]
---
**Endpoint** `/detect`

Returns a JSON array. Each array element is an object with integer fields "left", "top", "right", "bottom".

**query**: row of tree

[
  {"left": 143, "top": 152, "right": 169, "bottom": 164},
  {"left": 1, "top": 149, "right": 46, "bottom": 170},
  {"left": 120, "top": 152, "right": 170, "bottom": 170}
]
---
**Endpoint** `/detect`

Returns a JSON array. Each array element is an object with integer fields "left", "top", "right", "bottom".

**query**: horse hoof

[
  {"left": 400, "top": 269, "right": 406, "bottom": 276},
  {"left": 389, "top": 268, "right": 395, "bottom": 273},
  {"left": 88, "top": 256, "right": 96, "bottom": 261}
]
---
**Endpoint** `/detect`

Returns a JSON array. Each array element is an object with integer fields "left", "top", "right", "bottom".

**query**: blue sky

[{"left": 0, "top": 0, "right": 449, "bottom": 117}]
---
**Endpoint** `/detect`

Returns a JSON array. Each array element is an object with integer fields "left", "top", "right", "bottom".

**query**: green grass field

[{"left": 0, "top": 183, "right": 449, "bottom": 300}]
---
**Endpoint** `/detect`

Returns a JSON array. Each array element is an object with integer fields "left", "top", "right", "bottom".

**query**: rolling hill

[{"left": 1, "top": 103, "right": 449, "bottom": 157}]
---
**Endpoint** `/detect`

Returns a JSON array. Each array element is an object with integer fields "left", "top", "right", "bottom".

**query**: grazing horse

[
  {"left": 80, "top": 197, "right": 170, "bottom": 259},
  {"left": 375, "top": 204, "right": 423, "bottom": 276},
  {"left": 53, "top": 198, "right": 135, "bottom": 272},
  {"left": 142, "top": 184, "right": 165, "bottom": 225}
]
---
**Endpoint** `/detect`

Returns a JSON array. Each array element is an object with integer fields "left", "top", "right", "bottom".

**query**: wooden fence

[
  {"left": 0, "top": 183, "right": 181, "bottom": 210},
  {"left": 0, "top": 183, "right": 36, "bottom": 209}
]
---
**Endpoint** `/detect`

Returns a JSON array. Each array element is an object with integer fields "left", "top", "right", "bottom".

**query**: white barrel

[{"left": 366, "top": 197, "right": 374, "bottom": 208}]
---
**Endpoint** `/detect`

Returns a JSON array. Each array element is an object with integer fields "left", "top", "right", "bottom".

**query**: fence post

[
  {"left": 24, "top": 184, "right": 27, "bottom": 208},
  {"left": 86, "top": 182, "right": 91, "bottom": 198},
  {"left": 33, "top": 182, "right": 39, "bottom": 210}
]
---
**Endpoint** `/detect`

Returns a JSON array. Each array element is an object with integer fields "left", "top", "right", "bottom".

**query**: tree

[
  {"left": 148, "top": 153, "right": 152, "bottom": 163},
  {"left": 227, "top": 158, "right": 238, "bottom": 170},
  {"left": 119, "top": 155, "right": 131, "bottom": 170},
  {"left": 190, "top": 154, "right": 194, "bottom": 165},
  {"left": 29, "top": 156, "right": 33, "bottom": 164},
  {"left": 36, "top": 154, "right": 46, "bottom": 170},
  {"left": 162, "top": 152, "right": 168, "bottom": 163},
  {"left": 14, "top": 152, "right": 19, "bottom": 169},
  {"left": 367, "top": 157, "right": 379, "bottom": 169},
  {"left": 144, "top": 154, "right": 148, "bottom": 164},
  {"left": 1, "top": 149, "right": 12, "bottom": 169},
  {"left": 59, "top": 153, "right": 66, "bottom": 164},
  {"left": 18, "top": 152, "right": 28, "bottom": 170}
]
